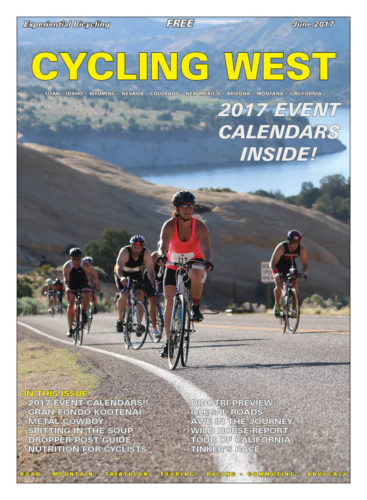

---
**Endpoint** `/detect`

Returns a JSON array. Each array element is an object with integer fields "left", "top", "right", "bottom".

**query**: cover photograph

[{"left": 16, "top": 16, "right": 350, "bottom": 484}]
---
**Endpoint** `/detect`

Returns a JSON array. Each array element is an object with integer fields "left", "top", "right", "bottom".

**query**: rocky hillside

[{"left": 18, "top": 142, "right": 349, "bottom": 307}]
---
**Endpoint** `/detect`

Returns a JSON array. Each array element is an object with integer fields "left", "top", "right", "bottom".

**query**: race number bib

[{"left": 170, "top": 252, "right": 194, "bottom": 264}]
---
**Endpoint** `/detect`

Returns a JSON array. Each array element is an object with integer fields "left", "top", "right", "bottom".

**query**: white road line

[{"left": 18, "top": 321, "right": 264, "bottom": 483}]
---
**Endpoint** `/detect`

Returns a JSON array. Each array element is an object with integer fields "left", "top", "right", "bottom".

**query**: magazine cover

[{"left": 16, "top": 14, "right": 350, "bottom": 486}]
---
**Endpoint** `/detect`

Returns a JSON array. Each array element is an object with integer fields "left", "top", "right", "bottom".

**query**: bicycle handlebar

[{"left": 284, "top": 271, "right": 307, "bottom": 280}]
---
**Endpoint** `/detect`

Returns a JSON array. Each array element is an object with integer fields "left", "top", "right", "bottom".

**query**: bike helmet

[
  {"left": 54, "top": 278, "right": 61, "bottom": 285},
  {"left": 84, "top": 256, "right": 93, "bottom": 264},
  {"left": 287, "top": 229, "right": 302, "bottom": 242},
  {"left": 46, "top": 279, "right": 52, "bottom": 285},
  {"left": 172, "top": 191, "right": 196, "bottom": 206},
  {"left": 69, "top": 247, "right": 82, "bottom": 257},
  {"left": 129, "top": 235, "right": 145, "bottom": 246}
]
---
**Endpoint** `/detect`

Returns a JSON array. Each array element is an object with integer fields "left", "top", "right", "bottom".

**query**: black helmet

[
  {"left": 172, "top": 191, "right": 196, "bottom": 206},
  {"left": 129, "top": 235, "right": 145, "bottom": 246},
  {"left": 287, "top": 230, "right": 302, "bottom": 242},
  {"left": 69, "top": 247, "right": 82, "bottom": 257},
  {"left": 84, "top": 256, "right": 93, "bottom": 264},
  {"left": 54, "top": 278, "right": 61, "bottom": 284}
]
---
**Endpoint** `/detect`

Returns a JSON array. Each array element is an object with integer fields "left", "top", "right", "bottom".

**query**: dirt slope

[{"left": 17, "top": 142, "right": 349, "bottom": 307}]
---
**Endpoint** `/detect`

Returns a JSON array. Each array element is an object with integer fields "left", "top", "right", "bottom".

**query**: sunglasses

[{"left": 179, "top": 204, "right": 195, "bottom": 209}]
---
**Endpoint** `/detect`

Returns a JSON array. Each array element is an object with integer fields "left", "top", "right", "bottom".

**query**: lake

[{"left": 139, "top": 107, "right": 350, "bottom": 196}]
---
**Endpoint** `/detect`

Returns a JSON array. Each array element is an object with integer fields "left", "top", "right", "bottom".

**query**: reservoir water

[{"left": 139, "top": 108, "right": 350, "bottom": 196}]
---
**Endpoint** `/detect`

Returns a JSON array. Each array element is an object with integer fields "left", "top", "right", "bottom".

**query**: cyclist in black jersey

[
  {"left": 63, "top": 247, "right": 95, "bottom": 337},
  {"left": 269, "top": 230, "right": 308, "bottom": 317},
  {"left": 115, "top": 235, "right": 156, "bottom": 333}
]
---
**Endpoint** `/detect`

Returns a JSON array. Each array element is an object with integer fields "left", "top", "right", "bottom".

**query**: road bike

[
  {"left": 71, "top": 289, "right": 85, "bottom": 345},
  {"left": 121, "top": 278, "right": 149, "bottom": 350},
  {"left": 167, "top": 260, "right": 207, "bottom": 370},
  {"left": 279, "top": 268, "right": 306, "bottom": 334}
]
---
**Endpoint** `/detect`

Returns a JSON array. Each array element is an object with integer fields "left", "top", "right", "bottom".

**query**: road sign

[{"left": 261, "top": 261, "right": 274, "bottom": 283}]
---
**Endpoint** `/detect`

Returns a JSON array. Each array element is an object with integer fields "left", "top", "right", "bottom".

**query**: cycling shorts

[{"left": 163, "top": 268, "right": 191, "bottom": 288}]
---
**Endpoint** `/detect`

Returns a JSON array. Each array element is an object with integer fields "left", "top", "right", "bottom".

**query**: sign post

[{"left": 261, "top": 262, "right": 274, "bottom": 310}]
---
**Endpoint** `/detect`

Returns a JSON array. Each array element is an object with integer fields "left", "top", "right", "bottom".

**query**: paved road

[{"left": 18, "top": 312, "right": 350, "bottom": 483}]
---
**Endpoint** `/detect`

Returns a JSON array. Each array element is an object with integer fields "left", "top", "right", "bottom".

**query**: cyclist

[
  {"left": 53, "top": 278, "right": 64, "bottom": 312},
  {"left": 43, "top": 278, "right": 57, "bottom": 314},
  {"left": 157, "top": 191, "right": 213, "bottom": 358},
  {"left": 84, "top": 256, "right": 103, "bottom": 314},
  {"left": 269, "top": 229, "right": 308, "bottom": 317},
  {"left": 63, "top": 247, "right": 94, "bottom": 337},
  {"left": 114, "top": 235, "right": 156, "bottom": 333},
  {"left": 142, "top": 250, "right": 163, "bottom": 338}
]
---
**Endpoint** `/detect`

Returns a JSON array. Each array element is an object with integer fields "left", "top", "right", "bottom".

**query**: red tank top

[{"left": 167, "top": 217, "right": 204, "bottom": 269}]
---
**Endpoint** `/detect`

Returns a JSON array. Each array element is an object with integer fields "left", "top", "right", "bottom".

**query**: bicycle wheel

[
  {"left": 168, "top": 295, "right": 185, "bottom": 370},
  {"left": 181, "top": 299, "right": 191, "bottom": 367},
  {"left": 125, "top": 301, "right": 149, "bottom": 350},
  {"left": 73, "top": 303, "right": 80, "bottom": 345},
  {"left": 287, "top": 289, "right": 300, "bottom": 334},
  {"left": 86, "top": 302, "right": 93, "bottom": 334},
  {"left": 153, "top": 294, "right": 164, "bottom": 342},
  {"left": 121, "top": 308, "right": 130, "bottom": 349},
  {"left": 279, "top": 295, "right": 287, "bottom": 333},
  {"left": 75, "top": 302, "right": 84, "bottom": 346}
]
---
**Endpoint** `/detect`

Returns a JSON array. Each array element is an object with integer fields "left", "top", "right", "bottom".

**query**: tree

[
  {"left": 85, "top": 228, "right": 132, "bottom": 280},
  {"left": 295, "top": 182, "right": 320, "bottom": 208}
]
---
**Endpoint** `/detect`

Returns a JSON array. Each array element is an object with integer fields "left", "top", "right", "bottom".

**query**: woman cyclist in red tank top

[{"left": 157, "top": 191, "right": 213, "bottom": 358}]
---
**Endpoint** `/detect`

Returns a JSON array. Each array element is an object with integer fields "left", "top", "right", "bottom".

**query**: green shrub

[
  {"left": 17, "top": 297, "right": 43, "bottom": 315},
  {"left": 34, "top": 264, "right": 54, "bottom": 276},
  {"left": 17, "top": 277, "right": 33, "bottom": 298},
  {"left": 157, "top": 112, "right": 173, "bottom": 121}
]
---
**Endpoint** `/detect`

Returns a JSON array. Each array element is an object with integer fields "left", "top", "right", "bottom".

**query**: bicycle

[
  {"left": 121, "top": 278, "right": 149, "bottom": 350},
  {"left": 167, "top": 260, "right": 207, "bottom": 370},
  {"left": 278, "top": 267, "right": 306, "bottom": 334},
  {"left": 70, "top": 289, "right": 85, "bottom": 345}
]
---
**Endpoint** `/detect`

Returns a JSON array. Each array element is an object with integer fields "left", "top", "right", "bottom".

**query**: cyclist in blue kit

[{"left": 269, "top": 230, "right": 308, "bottom": 317}]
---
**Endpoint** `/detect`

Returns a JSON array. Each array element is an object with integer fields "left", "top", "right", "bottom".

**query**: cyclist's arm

[
  {"left": 158, "top": 219, "right": 175, "bottom": 258},
  {"left": 91, "top": 266, "right": 102, "bottom": 292},
  {"left": 300, "top": 245, "right": 309, "bottom": 274},
  {"left": 115, "top": 248, "right": 129, "bottom": 279},
  {"left": 63, "top": 263, "right": 71, "bottom": 289},
  {"left": 197, "top": 220, "right": 212, "bottom": 263},
  {"left": 143, "top": 249, "right": 156, "bottom": 285},
  {"left": 83, "top": 261, "right": 94, "bottom": 286},
  {"left": 269, "top": 243, "right": 284, "bottom": 274}
]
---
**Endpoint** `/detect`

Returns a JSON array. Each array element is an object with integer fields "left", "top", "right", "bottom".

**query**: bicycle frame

[{"left": 167, "top": 259, "right": 206, "bottom": 369}]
